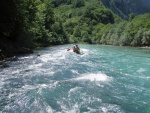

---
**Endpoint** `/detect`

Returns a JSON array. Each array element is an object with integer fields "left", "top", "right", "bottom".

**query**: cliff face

[{"left": 101, "top": 0, "right": 150, "bottom": 19}]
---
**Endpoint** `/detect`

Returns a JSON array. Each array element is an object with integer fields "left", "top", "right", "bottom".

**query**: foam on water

[
  {"left": 68, "top": 87, "right": 82, "bottom": 97},
  {"left": 39, "top": 49, "right": 69, "bottom": 64},
  {"left": 75, "top": 72, "right": 112, "bottom": 82},
  {"left": 39, "top": 54, "right": 55, "bottom": 62},
  {"left": 28, "top": 63, "right": 43, "bottom": 70},
  {"left": 70, "top": 69, "right": 79, "bottom": 74},
  {"left": 19, "top": 56, "right": 34, "bottom": 60},
  {"left": 99, "top": 104, "right": 125, "bottom": 113},
  {"left": 1, "top": 45, "right": 150, "bottom": 113},
  {"left": 137, "top": 68, "right": 146, "bottom": 73},
  {"left": 22, "top": 81, "right": 59, "bottom": 92}
]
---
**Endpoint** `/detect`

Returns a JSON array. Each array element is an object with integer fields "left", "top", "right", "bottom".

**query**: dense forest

[
  {"left": 50, "top": 0, "right": 150, "bottom": 46},
  {"left": 0, "top": 0, "right": 68, "bottom": 59},
  {"left": 0, "top": 0, "right": 150, "bottom": 59}
]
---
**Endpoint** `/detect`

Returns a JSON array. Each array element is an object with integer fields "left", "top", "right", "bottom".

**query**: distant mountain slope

[
  {"left": 101, "top": 0, "right": 150, "bottom": 19},
  {"left": 49, "top": 0, "right": 150, "bottom": 47}
]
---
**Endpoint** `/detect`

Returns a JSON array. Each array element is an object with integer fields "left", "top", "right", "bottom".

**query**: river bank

[
  {"left": 0, "top": 47, "right": 33, "bottom": 60},
  {"left": 139, "top": 46, "right": 150, "bottom": 49}
]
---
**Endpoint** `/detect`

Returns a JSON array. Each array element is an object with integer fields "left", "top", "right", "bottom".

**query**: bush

[{"left": 142, "top": 30, "right": 150, "bottom": 46}]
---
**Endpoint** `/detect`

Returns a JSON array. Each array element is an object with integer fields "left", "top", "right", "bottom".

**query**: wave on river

[{"left": 0, "top": 44, "right": 150, "bottom": 113}]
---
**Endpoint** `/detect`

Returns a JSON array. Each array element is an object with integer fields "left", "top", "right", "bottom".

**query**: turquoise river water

[{"left": 0, "top": 44, "right": 150, "bottom": 113}]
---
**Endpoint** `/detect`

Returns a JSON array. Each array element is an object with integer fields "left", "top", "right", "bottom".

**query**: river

[{"left": 0, "top": 44, "right": 150, "bottom": 113}]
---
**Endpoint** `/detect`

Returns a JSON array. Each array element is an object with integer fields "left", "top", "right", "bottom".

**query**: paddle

[{"left": 67, "top": 48, "right": 71, "bottom": 51}]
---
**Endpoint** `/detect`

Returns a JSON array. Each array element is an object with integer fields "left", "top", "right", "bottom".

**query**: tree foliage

[
  {"left": 96, "top": 14, "right": 150, "bottom": 46},
  {"left": 84, "top": 6, "right": 114, "bottom": 24},
  {"left": 72, "top": 0, "right": 85, "bottom": 8},
  {"left": 50, "top": 0, "right": 150, "bottom": 47},
  {"left": 0, "top": 0, "right": 150, "bottom": 59},
  {"left": 0, "top": 0, "right": 68, "bottom": 58}
]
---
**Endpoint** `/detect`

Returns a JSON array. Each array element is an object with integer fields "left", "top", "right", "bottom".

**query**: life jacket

[{"left": 73, "top": 45, "right": 80, "bottom": 53}]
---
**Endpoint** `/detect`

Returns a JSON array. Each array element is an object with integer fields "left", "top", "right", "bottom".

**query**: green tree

[
  {"left": 142, "top": 30, "right": 150, "bottom": 46},
  {"left": 73, "top": 26, "right": 81, "bottom": 37},
  {"left": 72, "top": 0, "right": 85, "bottom": 8},
  {"left": 81, "top": 31, "right": 91, "bottom": 43},
  {"left": 120, "top": 32, "right": 131, "bottom": 46},
  {"left": 129, "top": 13, "right": 135, "bottom": 21},
  {"left": 131, "top": 28, "right": 143, "bottom": 46}
]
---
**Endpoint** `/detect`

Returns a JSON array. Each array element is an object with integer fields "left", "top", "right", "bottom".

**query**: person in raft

[{"left": 73, "top": 44, "right": 80, "bottom": 54}]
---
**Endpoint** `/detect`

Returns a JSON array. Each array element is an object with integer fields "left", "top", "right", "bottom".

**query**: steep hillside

[
  {"left": 50, "top": 0, "right": 150, "bottom": 47},
  {"left": 101, "top": 0, "right": 150, "bottom": 19},
  {"left": 50, "top": 0, "right": 121, "bottom": 43}
]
